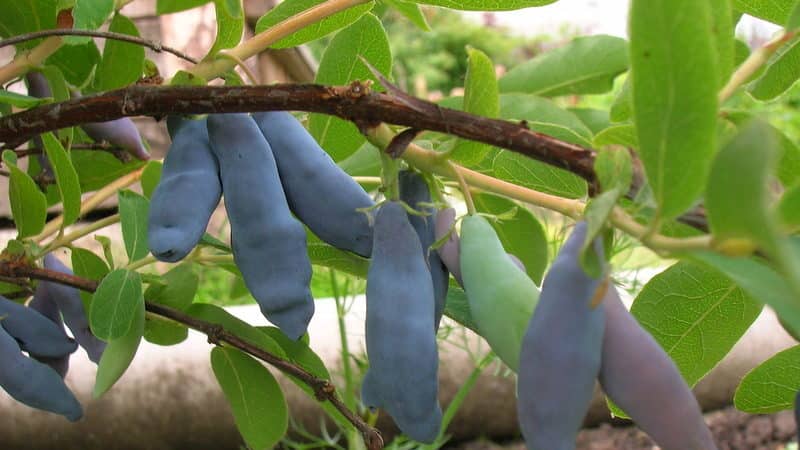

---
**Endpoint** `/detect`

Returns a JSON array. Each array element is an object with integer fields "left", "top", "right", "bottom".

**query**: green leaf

[
  {"left": 0, "top": 90, "right": 48, "bottom": 108},
  {"left": 185, "top": 303, "right": 287, "bottom": 357},
  {"left": 442, "top": 282, "right": 479, "bottom": 332},
  {"left": 734, "top": 345, "right": 800, "bottom": 413},
  {"left": 594, "top": 147, "right": 632, "bottom": 193},
  {"left": 308, "top": 13, "right": 391, "bottom": 162},
  {"left": 254, "top": 0, "right": 375, "bottom": 49},
  {"left": 731, "top": 0, "right": 794, "bottom": 24},
  {"left": 592, "top": 124, "right": 638, "bottom": 148},
  {"left": 144, "top": 264, "right": 198, "bottom": 310},
  {"left": 93, "top": 13, "right": 145, "bottom": 91},
  {"left": 632, "top": 261, "right": 762, "bottom": 388},
  {"left": 472, "top": 193, "right": 548, "bottom": 285},
  {"left": 206, "top": 0, "right": 243, "bottom": 57},
  {"left": 499, "top": 94, "right": 593, "bottom": 142},
  {"left": 2, "top": 150, "right": 47, "bottom": 239},
  {"left": 89, "top": 269, "right": 143, "bottom": 340},
  {"left": 689, "top": 252, "right": 800, "bottom": 339},
  {"left": 711, "top": 0, "right": 736, "bottom": 85},
  {"left": 630, "top": 0, "right": 719, "bottom": 219},
  {"left": 609, "top": 78, "right": 632, "bottom": 123},
  {"left": 411, "top": 0, "right": 557, "bottom": 11},
  {"left": 257, "top": 325, "right": 354, "bottom": 430},
  {"left": 69, "top": 0, "right": 114, "bottom": 45},
  {"left": 140, "top": 160, "right": 163, "bottom": 198},
  {"left": 118, "top": 190, "right": 150, "bottom": 262},
  {"left": 306, "top": 229, "right": 370, "bottom": 278},
  {"left": 580, "top": 191, "right": 619, "bottom": 277},
  {"left": 211, "top": 347, "right": 288, "bottom": 450},
  {"left": 748, "top": 36, "right": 800, "bottom": 100},
  {"left": 41, "top": 133, "right": 81, "bottom": 227},
  {"left": 451, "top": 47, "right": 499, "bottom": 166},
  {"left": 156, "top": 0, "right": 210, "bottom": 14},
  {"left": 143, "top": 316, "right": 188, "bottom": 346},
  {"left": 72, "top": 150, "right": 144, "bottom": 192},
  {"left": 95, "top": 235, "right": 115, "bottom": 269},
  {"left": 788, "top": 0, "right": 800, "bottom": 29},
  {"left": 71, "top": 247, "right": 110, "bottom": 310},
  {"left": 493, "top": 150, "right": 587, "bottom": 199},
  {"left": 383, "top": 0, "right": 429, "bottom": 30},
  {"left": 706, "top": 120, "right": 780, "bottom": 254},
  {"left": 0, "top": 0, "right": 57, "bottom": 50},
  {"left": 93, "top": 299, "right": 144, "bottom": 397},
  {"left": 499, "top": 35, "right": 628, "bottom": 97},
  {"left": 46, "top": 41, "right": 102, "bottom": 86},
  {"left": 779, "top": 183, "right": 800, "bottom": 229},
  {"left": 568, "top": 108, "right": 611, "bottom": 135}
]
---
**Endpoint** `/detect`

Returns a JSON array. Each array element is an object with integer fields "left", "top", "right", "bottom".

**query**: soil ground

[{"left": 451, "top": 406, "right": 798, "bottom": 450}]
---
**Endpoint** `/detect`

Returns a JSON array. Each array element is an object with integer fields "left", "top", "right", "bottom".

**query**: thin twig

[
  {"left": 0, "top": 29, "right": 198, "bottom": 64},
  {"left": 0, "top": 261, "right": 383, "bottom": 450},
  {"left": 9, "top": 143, "right": 126, "bottom": 158}
]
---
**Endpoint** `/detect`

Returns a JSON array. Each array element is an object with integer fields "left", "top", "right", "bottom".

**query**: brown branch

[
  {"left": 0, "top": 83, "right": 708, "bottom": 231},
  {"left": 0, "top": 261, "right": 383, "bottom": 449},
  {"left": 0, "top": 29, "right": 198, "bottom": 64},
  {"left": 0, "top": 83, "right": 598, "bottom": 184}
]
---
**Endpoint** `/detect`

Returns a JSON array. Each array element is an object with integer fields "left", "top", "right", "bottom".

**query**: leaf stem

[
  {"left": 719, "top": 30, "right": 797, "bottom": 103},
  {"left": 39, "top": 213, "right": 121, "bottom": 256},
  {"left": 368, "top": 125, "right": 712, "bottom": 254},
  {"left": 34, "top": 167, "right": 144, "bottom": 243},
  {"left": 0, "top": 36, "right": 63, "bottom": 85}
]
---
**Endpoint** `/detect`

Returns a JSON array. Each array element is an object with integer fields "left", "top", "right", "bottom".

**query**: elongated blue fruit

[
  {"left": 460, "top": 215, "right": 539, "bottom": 371},
  {"left": 362, "top": 201, "right": 442, "bottom": 443},
  {"left": 517, "top": 222, "right": 605, "bottom": 450},
  {"left": 42, "top": 254, "right": 106, "bottom": 363},
  {"left": 207, "top": 113, "right": 314, "bottom": 340},
  {"left": 0, "top": 325, "right": 82, "bottom": 421},
  {"left": 599, "top": 286, "right": 717, "bottom": 450},
  {"left": 0, "top": 295, "right": 76, "bottom": 357},
  {"left": 148, "top": 116, "right": 223, "bottom": 263},
  {"left": 28, "top": 285, "right": 70, "bottom": 378},
  {"left": 435, "top": 207, "right": 526, "bottom": 287},
  {"left": 252, "top": 111, "right": 374, "bottom": 257},
  {"left": 398, "top": 170, "right": 449, "bottom": 329}
]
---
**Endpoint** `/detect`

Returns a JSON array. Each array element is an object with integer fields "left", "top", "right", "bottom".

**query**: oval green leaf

[
  {"left": 500, "top": 35, "right": 629, "bottom": 97},
  {"left": 93, "top": 14, "right": 145, "bottom": 91},
  {"left": 118, "top": 190, "right": 150, "bottom": 263},
  {"left": 2, "top": 150, "right": 47, "bottom": 239},
  {"left": 41, "top": 133, "right": 81, "bottom": 228},
  {"left": 308, "top": 13, "right": 391, "bottom": 162},
  {"left": 630, "top": 0, "right": 719, "bottom": 219},
  {"left": 632, "top": 261, "right": 762, "bottom": 388},
  {"left": 90, "top": 269, "right": 144, "bottom": 340},
  {"left": 94, "top": 298, "right": 144, "bottom": 397},
  {"left": 734, "top": 345, "right": 800, "bottom": 413},
  {"left": 451, "top": 47, "right": 499, "bottom": 166},
  {"left": 211, "top": 347, "right": 288, "bottom": 450}
]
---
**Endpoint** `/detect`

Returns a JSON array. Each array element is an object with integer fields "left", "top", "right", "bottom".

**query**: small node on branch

[{"left": 205, "top": 324, "right": 225, "bottom": 346}]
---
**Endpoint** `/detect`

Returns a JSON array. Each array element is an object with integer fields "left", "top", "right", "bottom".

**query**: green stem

[
  {"left": 366, "top": 124, "right": 712, "bottom": 255},
  {"left": 125, "top": 254, "right": 157, "bottom": 271},
  {"left": 378, "top": 149, "right": 400, "bottom": 201},
  {"left": 719, "top": 30, "right": 797, "bottom": 103},
  {"left": 38, "top": 213, "right": 121, "bottom": 256}
]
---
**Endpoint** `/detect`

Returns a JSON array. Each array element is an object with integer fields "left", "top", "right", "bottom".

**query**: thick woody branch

[
  {"left": 0, "top": 84, "right": 598, "bottom": 186},
  {"left": 0, "top": 260, "right": 383, "bottom": 449}
]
